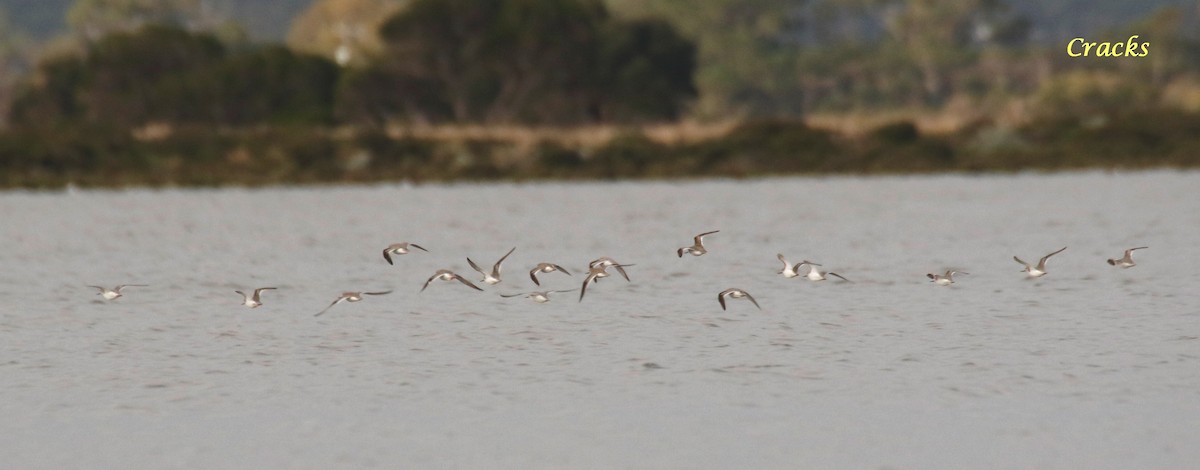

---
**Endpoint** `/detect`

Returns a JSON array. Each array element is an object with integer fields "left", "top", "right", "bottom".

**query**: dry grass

[
  {"left": 132, "top": 107, "right": 1007, "bottom": 151},
  {"left": 1163, "top": 76, "right": 1200, "bottom": 112},
  {"left": 379, "top": 107, "right": 987, "bottom": 150},
  {"left": 806, "top": 105, "right": 990, "bottom": 137},
  {"left": 384, "top": 120, "right": 740, "bottom": 150}
]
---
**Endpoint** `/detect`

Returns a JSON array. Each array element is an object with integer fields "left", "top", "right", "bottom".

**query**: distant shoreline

[{"left": 3, "top": 110, "right": 1199, "bottom": 189}]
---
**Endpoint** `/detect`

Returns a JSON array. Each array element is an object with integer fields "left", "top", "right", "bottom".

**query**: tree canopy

[
  {"left": 0, "top": 6, "right": 34, "bottom": 126},
  {"left": 5, "top": 0, "right": 1199, "bottom": 130},
  {"left": 10, "top": 25, "right": 338, "bottom": 127},
  {"left": 362, "top": 0, "right": 696, "bottom": 124}
]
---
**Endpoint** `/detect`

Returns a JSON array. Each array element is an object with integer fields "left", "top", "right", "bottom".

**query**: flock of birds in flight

[{"left": 87, "top": 231, "right": 1150, "bottom": 315}]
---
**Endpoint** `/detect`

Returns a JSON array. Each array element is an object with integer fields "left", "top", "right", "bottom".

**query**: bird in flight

[
  {"left": 467, "top": 247, "right": 516, "bottom": 285},
  {"left": 315, "top": 290, "right": 392, "bottom": 317},
  {"left": 236, "top": 287, "right": 277, "bottom": 308},
  {"left": 382, "top": 242, "right": 428, "bottom": 265},
  {"left": 717, "top": 288, "right": 761, "bottom": 311},
  {"left": 88, "top": 284, "right": 148, "bottom": 300},
  {"left": 677, "top": 230, "right": 719, "bottom": 257},
  {"left": 1014, "top": 246, "right": 1067, "bottom": 278},
  {"left": 1106, "top": 246, "right": 1147, "bottom": 268}
]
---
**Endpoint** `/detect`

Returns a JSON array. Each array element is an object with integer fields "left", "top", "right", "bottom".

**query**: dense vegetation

[
  {"left": 5, "top": 109, "right": 1200, "bottom": 188},
  {"left": 10, "top": 26, "right": 339, "bottom": 127},
  {"left": 0, "top": 0, "right": 1199, "bottom": 188},
  {"left": 7, "top": 1, "right": 697, "bottom": 127}
]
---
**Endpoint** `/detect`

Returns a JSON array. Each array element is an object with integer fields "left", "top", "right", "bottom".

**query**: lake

[{"left": 2, "top": 171, "right": 1198, "bottom": 468}]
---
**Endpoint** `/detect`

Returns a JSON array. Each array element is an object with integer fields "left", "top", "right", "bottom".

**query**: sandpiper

[
  {"left": 382, "top": 242, "right": 428, "bottom": 265},
  {"left": 776, "top": 254, "right": 804, "bottom": 278},
  {"left": 467, "top": 247, "right": 516, "bottom": 285},
  {"left": 927, "top": 271, "right": 967, "bottom": 286},
  {"left": 500, "top": 289, "right": 576, "bottom": 304},
  {"left": 589, "top": 256, "right": 633, "bottom": 282},
  {"left": 1107, "top": 246, "right": 1148, "bottom": 268},
  {"left": 422, "top": 269, "right": 485, "bottom": 292},
  {"left": 88, "top": 284, "right": 147, "bottom": 300},
  {"left": 235, "top": 287, "right": 277, "bottom": 308},
  {"left": 677, "top": 230, "right": 719, "bottom": 257},
  {"left": 797, "top": 261, "right": 851, "bottom": 282},
  {"left": 315, "top": 290, "right": 392, "bottom": 317},
  {"left": 579, "top": 263, "right": 634, "bottom": 302},
  {"left": 529, "top": 262, "right": 571, "bottom": 286},
  {"left": 718, "top": 288, "right": 761, "bottom": 310},
  {"left": 1014, "top": 246, "right": 1067, "bottom": 278}
]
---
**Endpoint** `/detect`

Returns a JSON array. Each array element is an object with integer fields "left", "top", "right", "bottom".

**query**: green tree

[
  {"left": 9, "top": 25, "right": 222, "bottom": 127},
  {"left": 7, "top": 53, "right": 89, "bottom": 126},
  {"left": 334, "top": 64, "right": 447, "bottom": 125},
  {"left": 373, "top": 0, "right": 694, "bottom": 124},
  {"left": 377, "top": 0, "right": 501, "bottom": 122},
  {"left": 607, "top": 0, "right": 1034, "bottom": 114},
  {"left": 81, "top": 25, "right": 224, "bottom": 125},
  {"left": 886, "top": 0, "right": 999, "bottom": 103},
  {"left": 607, "top": 0, "right": 811, "bottom": 117},
  {"left": 1121, "top": 6, "right": 1197, "bottom": 85},
  {"left": 378, "top": 0, "right": 614, "bottom": 123},
  {"left": 0, "top": 6, "right": 35, "bottom": 127},
  {"left": 9, "top": 25, "right": 339, "bottom": 127},
  {"left": 592, "top": 18, "right": 697, "bottom": 121},
  {"left": 194, "top": 45, "right": 340, "bottom": 125}
]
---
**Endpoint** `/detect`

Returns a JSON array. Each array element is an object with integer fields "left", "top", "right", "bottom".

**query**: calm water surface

[{"left": 1, "top": 171, "right": 1198, "bottom": 468}]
